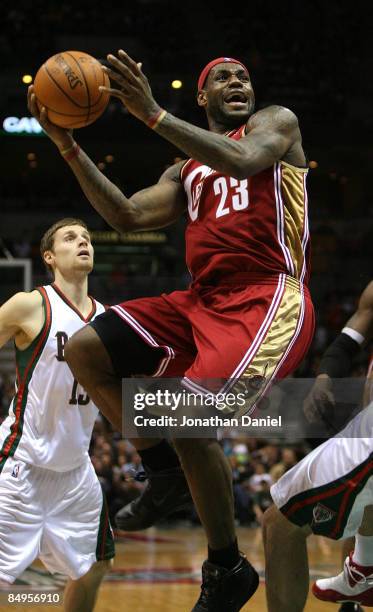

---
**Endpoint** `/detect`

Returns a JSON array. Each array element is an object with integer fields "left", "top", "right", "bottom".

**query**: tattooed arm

[
  {"left": 100, "top": 51, "right": 306, "bottom": 178},
  {"left": 55, "top": 150, "right": 185, "bottom": 232},
  {"left": 153, "top": 105, "right": 306, "bottom": 178},
  {"left": 28, "top": 86, "right": 186, "bottom": 232}
]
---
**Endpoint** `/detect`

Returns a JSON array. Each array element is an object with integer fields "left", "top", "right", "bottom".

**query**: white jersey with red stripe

[{"left": 0, "top": 284, "right": 105, "bottom": 472}]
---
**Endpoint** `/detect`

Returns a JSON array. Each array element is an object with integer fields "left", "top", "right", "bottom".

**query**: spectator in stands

[{"left": 270, "top": 447, "right": 301, "bottom": 482}]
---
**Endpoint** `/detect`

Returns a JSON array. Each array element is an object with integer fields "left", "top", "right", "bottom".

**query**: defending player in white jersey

[
  {"left": 262, "top": 281, "right": 373, "bottom": 612},
  {"left": 264, "top": 406, "right": 373, "bottom": 612},
  {"left": 0, "top": 218, "right": 114, "bottom": 611}
]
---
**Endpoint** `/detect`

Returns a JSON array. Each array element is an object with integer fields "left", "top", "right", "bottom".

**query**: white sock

[{"left": 352, "top": 534, "right": 373, "bottom": 567}]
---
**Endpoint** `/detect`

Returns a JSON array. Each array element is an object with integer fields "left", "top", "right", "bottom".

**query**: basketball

[{"left": 33, "top": 51, "right": 110, "bottom": 129}]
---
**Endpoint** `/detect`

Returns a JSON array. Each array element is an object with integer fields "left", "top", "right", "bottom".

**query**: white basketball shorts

[
  {"left": 0, "top": 457, "right": 114, "bottom": 583},
  {"left": 271, "top": 403, "right": 373, "bottom": 539}
]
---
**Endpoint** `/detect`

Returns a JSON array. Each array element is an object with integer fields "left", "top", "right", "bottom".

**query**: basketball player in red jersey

[{"left": 28, "top": 53, "right": 314, "bottom": 611}]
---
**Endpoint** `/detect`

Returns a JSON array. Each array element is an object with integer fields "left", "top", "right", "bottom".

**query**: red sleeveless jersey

[{"left": 180, "top": 125, "right": 310, "bottom": 287}]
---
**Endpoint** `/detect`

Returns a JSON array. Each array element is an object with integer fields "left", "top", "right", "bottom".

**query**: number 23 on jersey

[{"left": 185, "top": 165, "right": 249, "bottom": 221}]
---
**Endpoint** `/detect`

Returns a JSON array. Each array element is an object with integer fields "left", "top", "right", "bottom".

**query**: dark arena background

[{"left": 0, "top": 2, "right": 372, "bottom": 610}]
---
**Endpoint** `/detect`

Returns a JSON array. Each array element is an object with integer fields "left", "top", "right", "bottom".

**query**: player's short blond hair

[{"left": 40, "top": 218, "right": 90, "bottom": 273}]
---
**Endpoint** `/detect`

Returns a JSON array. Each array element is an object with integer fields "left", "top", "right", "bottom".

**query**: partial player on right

[
  {"left": 263, "top": 403, "right": 373, "bottom": 612},
  {"left": 262, "top": 281, "right": 373, "bottom": 612},
  {"left": 302, "top": 280, "right": 373, "bottom": 612},
  {"left": 304, "top": 279, "right": 373, "bottom": 423}
]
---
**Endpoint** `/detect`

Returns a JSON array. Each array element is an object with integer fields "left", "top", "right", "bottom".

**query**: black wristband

[{"left": 317, "top": 332, "right": 361, "bottom": 378}]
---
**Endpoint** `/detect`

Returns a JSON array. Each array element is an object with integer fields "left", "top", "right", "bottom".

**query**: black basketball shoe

[
  {"left": 192, "top": 554, "right": 259, "bottom": 612},
  {"left": 115, "top": 465, "right": 193, "bottom": 530},
  {"left": 339, "top": 604, "right": 365, "bottom": 612}
]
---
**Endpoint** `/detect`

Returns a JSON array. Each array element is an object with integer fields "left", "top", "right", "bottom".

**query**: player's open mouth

[
  {"left": 78, "top": 250, "right": 90, "bottom": 257},
  {"left": 224, "top": 92, "right": 247, "bottom": 108}
]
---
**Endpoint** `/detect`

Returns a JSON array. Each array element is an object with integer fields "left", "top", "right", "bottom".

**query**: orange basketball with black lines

[{"left": 33, "top": 51, "right": 110, "bottom": 129}]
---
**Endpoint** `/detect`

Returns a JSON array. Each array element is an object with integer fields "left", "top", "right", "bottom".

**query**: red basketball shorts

[{"left": 111, "top": 273, "right": 314, "bottom": 415}]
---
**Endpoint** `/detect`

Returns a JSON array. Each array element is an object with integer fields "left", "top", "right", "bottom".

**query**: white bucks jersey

[{"left": 0, "top": 284, "right": 105, "bottom": 472}]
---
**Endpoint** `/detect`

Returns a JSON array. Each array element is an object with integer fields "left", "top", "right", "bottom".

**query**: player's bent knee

[
  {"left": 65, "top": 326, "right": 109, "bottom": 375},
  {"left": 64, "top": 328, "right": 90, "bottom": 367},
  {"left": 263, "top": 505, "right": 291, "bottom": 535},
  {"left": 79, "top": 559, "right": 113, "bottom": 583},
  {"left": 263, "top": 504, "right": 310, "bottom": 542},
  {"left": 263, "top": 504, "right": 281, "bottom": 526},
  {"left": 90, "top": 559, "right": 113, "bottom": 577},
  {"left": 262, "top": 504, "right": 279, "bottom": 538}
]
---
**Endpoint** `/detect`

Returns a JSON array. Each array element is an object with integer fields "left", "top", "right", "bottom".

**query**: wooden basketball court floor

[{"left": 4, "top": 526, "right": 348, "bottom": 611}]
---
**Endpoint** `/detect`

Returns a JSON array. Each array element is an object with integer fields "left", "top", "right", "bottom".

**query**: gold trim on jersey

[
  {"left": 228, "top": 275, "right": 304, "bottom": 418},
  {"left": 280, "top": 159, "right": 308, "bottom": 172},
  {"left": 275, "top": 162, "right": 309, "bottom": 282}
]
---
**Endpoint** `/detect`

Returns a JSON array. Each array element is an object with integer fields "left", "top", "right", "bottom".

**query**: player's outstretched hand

[
  {"left": 27, "top": 85, "right": 74, "bottom": 151},
  {"left": 303, "top": 374, "right": 335, "bottom": 424},
  {"left": 100, "top": 50, "right": 161, "bottom": 124}
]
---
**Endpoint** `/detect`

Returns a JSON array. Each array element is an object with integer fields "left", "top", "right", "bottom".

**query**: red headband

[{"left": 197, "top": 57, "right": 249, "bottom": 91}]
